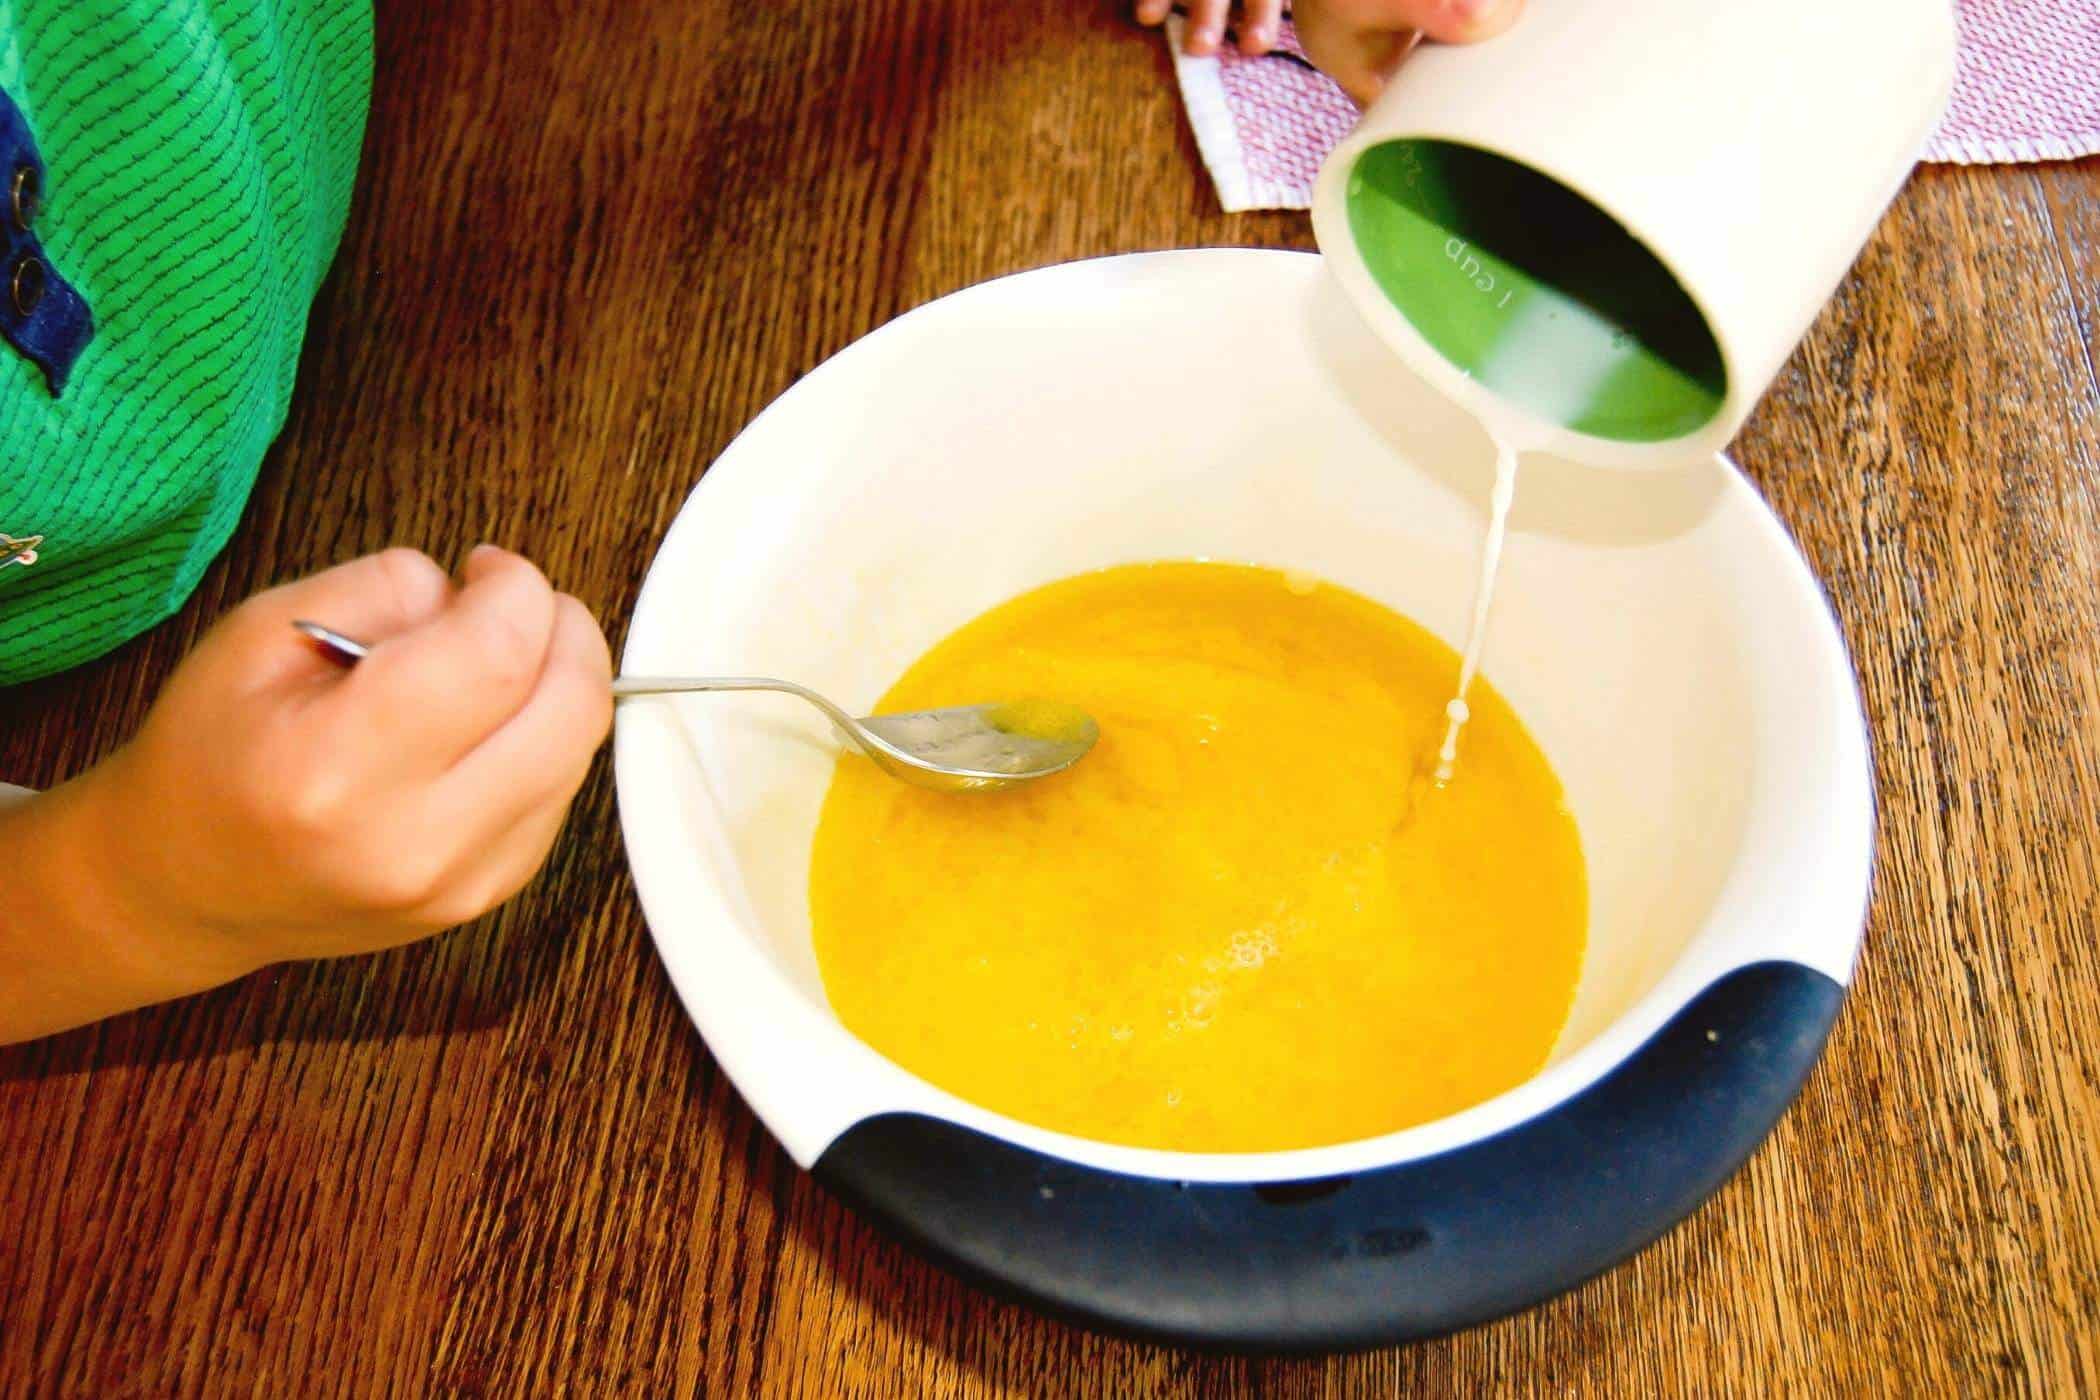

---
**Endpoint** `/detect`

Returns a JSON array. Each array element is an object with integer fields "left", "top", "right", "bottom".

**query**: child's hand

[
  {"left": 0, "top": 545, "right": 614, "bottom": 1042},
  {"left": 94, "top": 546, "right": 615, "bottom": 963},
  {"left": 1136, "top": 0, "right": 1523, "bottom": 106}
]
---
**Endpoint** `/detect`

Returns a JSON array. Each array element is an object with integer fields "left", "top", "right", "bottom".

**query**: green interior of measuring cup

[{"left": 1345, "top": 139, "right": 1727, "bottom": 443}]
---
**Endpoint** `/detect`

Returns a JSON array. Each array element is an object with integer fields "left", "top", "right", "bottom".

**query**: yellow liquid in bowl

[{"left": 810, "top": 562, "right": 1586, "bottom": 1153}]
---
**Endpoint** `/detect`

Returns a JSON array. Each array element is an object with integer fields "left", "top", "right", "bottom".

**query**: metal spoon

[{"left": 291, "top": 619, "right": 1099, "bottom": 793}]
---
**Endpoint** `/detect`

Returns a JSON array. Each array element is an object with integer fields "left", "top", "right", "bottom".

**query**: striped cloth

[{"left": 0, "top": 0, "right": 371, "bottom": 684}]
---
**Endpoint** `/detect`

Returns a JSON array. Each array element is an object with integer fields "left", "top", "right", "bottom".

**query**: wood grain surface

[{"left": 3, "top": 0, "right": 2096, "bottom": 1392}]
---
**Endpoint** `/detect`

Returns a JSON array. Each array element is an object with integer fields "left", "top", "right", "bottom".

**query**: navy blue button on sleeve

[{"left": 0, "top": 87, "right": 92, "bottom": 395}]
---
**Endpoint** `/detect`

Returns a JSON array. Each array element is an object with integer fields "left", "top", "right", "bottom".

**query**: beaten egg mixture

[{"left": 809, "top": 562, "right": 1585, "bottom": 1152}]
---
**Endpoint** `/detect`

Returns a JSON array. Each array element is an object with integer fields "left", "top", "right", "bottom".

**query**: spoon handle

[
  {"left": 609, "top": 674, "right": 868, "bottom": 741},
  {"left": 612, "top": 675, "right": 789, "bottom": 698},
  {"left": 293, "top": 621, "right": 874, "bottom": 750},
  {"left": 293, "top": 619, "right": 370, "bottom": 662}
]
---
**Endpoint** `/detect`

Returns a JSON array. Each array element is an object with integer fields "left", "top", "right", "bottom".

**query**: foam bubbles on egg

[{"left": 1226, "top": 927, "right": 1277, "bottom": 969}]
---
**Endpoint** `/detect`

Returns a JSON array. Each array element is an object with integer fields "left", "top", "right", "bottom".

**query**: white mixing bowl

[{"left": 616, "top": 249, "right": 1872, "bottom": 1349}]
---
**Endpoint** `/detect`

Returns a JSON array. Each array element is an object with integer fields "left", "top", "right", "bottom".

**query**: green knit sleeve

[{"left": 0, "top": 0, "right": 372, "bottom": 684}]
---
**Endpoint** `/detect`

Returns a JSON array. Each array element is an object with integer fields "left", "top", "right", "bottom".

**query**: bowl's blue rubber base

[{"left": 814, "top": 960, "right": 1844, "bottom": 1352}]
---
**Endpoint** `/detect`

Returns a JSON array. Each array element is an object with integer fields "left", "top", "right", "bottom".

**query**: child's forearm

[{"left": 0, "top": 770, "right": 261, "bottom": 1044}]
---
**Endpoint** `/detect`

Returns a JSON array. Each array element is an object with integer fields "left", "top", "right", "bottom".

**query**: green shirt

[{"left": 0, "top": 0, "right": 371, "bottom": 684}]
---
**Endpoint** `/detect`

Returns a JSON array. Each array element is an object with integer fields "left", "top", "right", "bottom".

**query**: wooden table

[{"left": 4, "top": 1, "right": 2095, "bottom": 1391}]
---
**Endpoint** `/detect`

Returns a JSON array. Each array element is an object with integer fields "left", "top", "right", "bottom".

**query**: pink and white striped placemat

[{"left": 1167, "top": 1, "right": 2100, "bottom": 212}]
